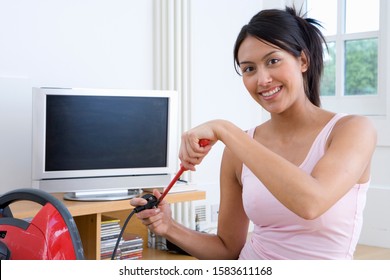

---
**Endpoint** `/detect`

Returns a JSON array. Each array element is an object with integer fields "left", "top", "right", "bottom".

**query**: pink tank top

[{"left": 239, "top": 114, "right": 369, "bottom": 259}]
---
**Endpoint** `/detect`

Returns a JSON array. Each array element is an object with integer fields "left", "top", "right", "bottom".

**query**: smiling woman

[{"left": 130, "top": 6, "right": 377, "bottom": 260}]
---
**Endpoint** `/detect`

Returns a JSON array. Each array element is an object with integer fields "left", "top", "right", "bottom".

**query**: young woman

[{"left": 131, "top": 6, "right": 377, "bottom": 259}]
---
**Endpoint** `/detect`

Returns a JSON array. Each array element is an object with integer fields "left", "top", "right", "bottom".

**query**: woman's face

[{"left": 237, "top": 36, "right": 308, "bottom": 114}]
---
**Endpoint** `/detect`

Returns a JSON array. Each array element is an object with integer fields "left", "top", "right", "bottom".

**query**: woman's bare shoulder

[
  {"left": 330, "top": 114, "right": 377, "bottom": 146},
  {"left": 335, "top": 114, "right": 376, "bottom": 133}
]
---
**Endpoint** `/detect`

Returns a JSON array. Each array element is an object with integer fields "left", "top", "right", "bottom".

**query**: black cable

[
  {"left": 110, "top": 194, "right": 159, "bottom": 260},
  {"left": 110, "top": 209, "right": 136, "bottom": 260}
]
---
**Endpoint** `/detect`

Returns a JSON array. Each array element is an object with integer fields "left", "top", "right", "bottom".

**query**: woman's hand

[
  {"left": 179, "top": 121, "right": 217, "bottom": 170},
  {"left": 130, "top": 189, "right": 174, "bottom": 236}
]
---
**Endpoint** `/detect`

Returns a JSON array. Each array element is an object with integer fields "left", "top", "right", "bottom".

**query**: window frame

[{"left": 305, "top": 0, "right": 387, "bottom": 116}]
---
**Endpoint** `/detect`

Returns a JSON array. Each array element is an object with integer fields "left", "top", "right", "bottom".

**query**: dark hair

[{"left": 233, "top": 6, "right": 327, "bottom": 107}]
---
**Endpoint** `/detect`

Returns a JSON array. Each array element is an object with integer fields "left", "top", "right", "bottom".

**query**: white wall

[
  {"left": 0, "top": 0, "right": 154, "bottom": 193},
  {"left": 0, "top": 77, "right": 32, "bottom": 192},
  {"left": 0, "top": 0, "right": 154, "bottom": 89}
]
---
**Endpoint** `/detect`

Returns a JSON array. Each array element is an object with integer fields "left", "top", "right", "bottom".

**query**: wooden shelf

[{"left": 10, "top": 190, "right": 205, "bottom": 260}]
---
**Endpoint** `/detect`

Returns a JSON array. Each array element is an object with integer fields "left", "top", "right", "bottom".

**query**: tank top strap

[
  {"left": 247, "top": 127, "right": 256, "bottom": 139},
  {"left": 322, "top": 113, "right": 348, "bottom": 142},
  {"left": 299, "top": 113, "right": 348, "bottom": 170}
]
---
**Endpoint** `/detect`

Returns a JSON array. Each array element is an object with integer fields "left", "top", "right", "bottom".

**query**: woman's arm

[{"left": 180, "top": 115, "right": 377, "bottom": 220}]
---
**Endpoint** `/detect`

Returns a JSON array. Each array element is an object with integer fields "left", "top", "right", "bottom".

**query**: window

[{"left": 306, "top": 0, "right": 386, "bottom": 116}]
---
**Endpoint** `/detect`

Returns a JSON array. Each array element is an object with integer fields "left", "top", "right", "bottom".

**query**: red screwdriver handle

[
  {"left": 199, "top": 139, "right": 210, "bottom": 147},
  {"left": 157, "top": 139, "right": 210, "bottom": 204}
]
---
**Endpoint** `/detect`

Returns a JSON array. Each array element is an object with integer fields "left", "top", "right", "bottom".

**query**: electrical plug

[{"left": 134, "top": 194, "right": 158, "bottom": 213}]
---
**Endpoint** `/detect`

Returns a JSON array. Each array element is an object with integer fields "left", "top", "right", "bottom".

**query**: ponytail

[{"left": 288, "top": 7, "right": 327, "bottom": 107}]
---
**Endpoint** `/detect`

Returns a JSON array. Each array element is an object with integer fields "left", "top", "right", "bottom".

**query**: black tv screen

[{"left": 45, "top": 95, "right": 169, "bottom": 172}]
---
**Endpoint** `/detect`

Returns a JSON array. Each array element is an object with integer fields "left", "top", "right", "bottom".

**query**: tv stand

[
  {"left": 11, "top": 190, "right": 205, "bottom": 259},
  {"left": 63, "top": 188, "right": 143, "bottom": 201}
]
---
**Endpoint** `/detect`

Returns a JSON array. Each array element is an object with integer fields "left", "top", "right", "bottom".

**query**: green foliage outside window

[
  {"left": 320, "top": 39, "right": 378, "bottom": 96},
  {"left": 345, "top": 38, "right": 378, "bottom": 95}
]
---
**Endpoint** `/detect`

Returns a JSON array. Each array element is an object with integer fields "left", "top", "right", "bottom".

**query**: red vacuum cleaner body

[{"left": 0, "top": 188, "right": 84, "bottom": 260}]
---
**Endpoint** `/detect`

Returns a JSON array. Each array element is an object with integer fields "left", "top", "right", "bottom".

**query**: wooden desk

[{"left": 10, "top": 190, "right": 205, "bottom": 260}]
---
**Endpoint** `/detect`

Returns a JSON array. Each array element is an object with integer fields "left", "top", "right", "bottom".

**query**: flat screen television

[{"left": 32, "top": 87, "right": 179, "bottom": 201}]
